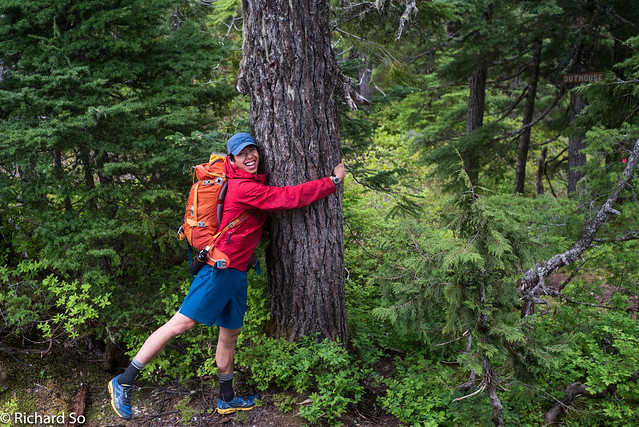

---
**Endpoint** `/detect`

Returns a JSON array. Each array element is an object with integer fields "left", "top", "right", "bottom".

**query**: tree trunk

[
  {"left": 568, "top": 90, "right": 586, "bottom": 196},
  {"left": 465, "top": 68, "right": 487, "bottom": 184},
  {"left": 0, "top": 57, "right": 6, "bottom": 82},
  {"left": 536, "top": 147, "right": 547, "bottom": 196},
  {"left": 237, "top": 0, "right": 347, "bottom": 341},
  {"left": 353, "top": 53, "right": 373, "bottom": 105},
  {"left": 514, "top": 39, "right": 542, "bottom": 194}
]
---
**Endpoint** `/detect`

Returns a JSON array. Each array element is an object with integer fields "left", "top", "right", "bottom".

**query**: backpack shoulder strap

[{"left": 209, "top": 209, "right": 253, "bottom": 247}]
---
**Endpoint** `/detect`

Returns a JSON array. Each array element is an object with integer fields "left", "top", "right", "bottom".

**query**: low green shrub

[
  {"left": 377, "top": 355, "right": 453, "bottom": 426},
  {"left": 238, "top": 334, "right": 365, "bottom": 425}
]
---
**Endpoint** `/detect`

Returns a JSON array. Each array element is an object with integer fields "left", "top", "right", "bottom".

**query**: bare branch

[
  {"left": 396, "top": 0, "right": 418, "bottom": 40},
  {"left": 545, "top": 381, "right": 617, "bottom": 424},
  {"left": 594, "top": 229, "right": 639, "bottom": 243},
  {"left": 519, "top": 136, "right": 639, "bottom": 316}
]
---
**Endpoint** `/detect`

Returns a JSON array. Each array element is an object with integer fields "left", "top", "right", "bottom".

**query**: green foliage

[
  {"left": 1, "top": 1, "right": 639, "bottom": 425},
  {"left": 0, "top": 0, "right": 239, "bottom": 356},
  {"left": 39, "top": 274, "right": 111, "bottom": 339},
  {"left": 174, "top": 396, "right": 197, "bottom": 426},
  {"left": 0, "top": 260, "right": 109, "bottom": 346},
  {"left": 0, "top": 394, "right": 19, "bottom": 427},
  {"left": 367, "top": 167, "right": 597, "bottom": 423},
  {"left": 533, "top": 301, "right": 639, "bottom": 426},
  {"left": 273, "top": 393, "right": 297, "bottom": 413},
  {"left": 378, "top": 355, "right": 453, "bottom": 426},
  {"left": 238, "top": 335, "right": 365, "bottom": 425}
]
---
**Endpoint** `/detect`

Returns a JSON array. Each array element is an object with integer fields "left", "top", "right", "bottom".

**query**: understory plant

[{"left": 237, "top": 334, "right": 365, "bottom": 425}]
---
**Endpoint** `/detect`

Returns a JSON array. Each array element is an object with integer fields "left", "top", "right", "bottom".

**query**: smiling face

[{"left": 232, "top": 144, "right": 260, "bottom": 174}]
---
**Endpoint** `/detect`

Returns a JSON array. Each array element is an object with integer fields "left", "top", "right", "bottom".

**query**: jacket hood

[{"left": 225, "top": 156, "right": 267, "bottom": 183}]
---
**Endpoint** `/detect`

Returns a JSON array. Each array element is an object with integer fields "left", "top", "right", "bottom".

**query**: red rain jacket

[{"left": 211, "top": 157, "right": 336, "bottom": 271}]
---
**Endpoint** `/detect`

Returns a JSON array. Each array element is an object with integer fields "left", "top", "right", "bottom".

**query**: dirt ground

[{"left": 0, "top": 346, "right": 399, "bottom": 427}]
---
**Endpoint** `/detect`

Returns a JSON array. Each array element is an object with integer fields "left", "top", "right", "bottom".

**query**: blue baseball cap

[{"left": 227, "top": 132, "right": 257, "bottom": 155}]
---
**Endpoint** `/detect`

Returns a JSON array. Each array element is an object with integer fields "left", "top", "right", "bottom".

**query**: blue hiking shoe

[
  {"left": 216, "top": 394, "right": 257, "bottom": 414},
  {"left": 108, "top": 375, "right": 133, "bottom": 420}
]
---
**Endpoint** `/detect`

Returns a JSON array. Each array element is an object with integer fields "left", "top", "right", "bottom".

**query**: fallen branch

[
  {"left": 519, "top": 136, "right": 639, "bottom": 316},
  {"left": 65, "top": 383, "right": 87, "bottom": 427},
  {"left": 543, "top": 371, "right": 639, "bottom": 426}
]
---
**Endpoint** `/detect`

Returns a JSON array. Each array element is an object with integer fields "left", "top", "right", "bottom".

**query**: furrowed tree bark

[
  {"left": 237, "top": 0, "right": 349, "bottom": 341},
  {"left": 520, "top": 137, "right": 639, "bottom": 316}
]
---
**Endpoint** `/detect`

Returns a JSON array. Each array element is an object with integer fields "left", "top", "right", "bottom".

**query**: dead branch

[
  {"left": 485, "top": 368, "right": 504, "bottom": 427},
  {"left": 545, "top": 287, "right": 614, "bottom": 309},
  {"left": 340, "top": 73, "right": 370, "bottom": 111},
  {"left": 456, "top": 331, "right": 476, "bottom": 392},
  {"left": 65, "top": 383, "right": 87, "bottom": 427},
  {"left": 519, "top": 136, "right": 639, "bottom": 316},
  {"left": 594, "top": 229, "right": 639, "bottom": 243},
  {"left": 396, "top": 0, "right": 418, "bottom": 40},
  {"left": 545, "top": 381, "right": 614, "bottom": 424}
]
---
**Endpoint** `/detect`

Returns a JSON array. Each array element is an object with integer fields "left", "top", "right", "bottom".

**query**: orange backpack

[
  {"left": 179, "top": 154, "right": 250, "bottom": 272},
  {"left": 178, "top": 153, "right": 251, "bottom": 258},
  {"left": 180, "top": 153, "right": 228, "bottom": 251}
]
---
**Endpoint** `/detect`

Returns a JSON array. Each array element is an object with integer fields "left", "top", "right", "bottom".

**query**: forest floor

[{"left": 0, "top": 344, "right": 399, "bottom": 427}]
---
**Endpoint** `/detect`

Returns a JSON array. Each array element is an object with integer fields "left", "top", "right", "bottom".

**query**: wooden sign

[{"left": 560, "top": 72, "right": 606, "bottom": 84}]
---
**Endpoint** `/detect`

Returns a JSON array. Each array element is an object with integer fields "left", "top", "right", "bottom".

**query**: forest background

[{"left": 1, "top": 0, "right": 639, "bottom": 426}]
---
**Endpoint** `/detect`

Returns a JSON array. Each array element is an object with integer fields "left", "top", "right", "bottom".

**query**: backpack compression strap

[{"left": 204, "top": 209, "right": 253, "bottom": 269}]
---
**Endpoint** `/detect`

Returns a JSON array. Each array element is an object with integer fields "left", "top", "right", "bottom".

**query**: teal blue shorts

[{"left": 179, "top": 264, "right": 248, "bottom": 329}]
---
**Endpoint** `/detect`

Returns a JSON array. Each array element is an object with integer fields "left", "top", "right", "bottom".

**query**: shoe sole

[
  {"left": 216, "top": 405, "right": 255, "bottom": 415},
  {"left": 108, "top": 380, "right": 132, "bottom": 420}
]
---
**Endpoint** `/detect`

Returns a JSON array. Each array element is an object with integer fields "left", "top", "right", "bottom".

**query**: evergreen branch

[
  {"left": 493, "top": 87, "right": 528, "bottom": 122},
  {"left": 435, "top": 329, "right": 470, "bottom": 347},
  {"left": 376, "top": 291, "right": 424, "bottom": 313},
  {"left": 611, "top": 79, "right": 639, "bottom": 85},
  {"left": 502, "top": 87, "right": 566, "bottom": 141},
  {"left": 330, "top": 1, "right": 377, "bottom": 25},
  {"left": 531, "top": 133, "right": 564, "bottom": 148},
  {"left": 557, "top": 247, "right": 600, "bottom": 291},
  {"left": 408, "top": 226, "right": 427, "bottom": 258},
  {"left": 509, "top": 382, "right": 567, "bottom": 407},
  {"left": 334, "top": 28, "right": 401, "bottom": 64},
  {"left": 370, "top": 271, "right": 412, "bottom": 281},
  {"left": 463, "top": 232, "right": 480, "bottom": 251},
  {"left": 544, "top": 288, "right": 616, "bottom": 310}
]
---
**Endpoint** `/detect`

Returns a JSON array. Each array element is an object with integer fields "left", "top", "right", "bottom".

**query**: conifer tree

[
  {"left": 0, "top": 0, "right": 235, "bottom": 343},
  {"left": 237, "top": 0, "right": 371, "bottom": 341}
]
